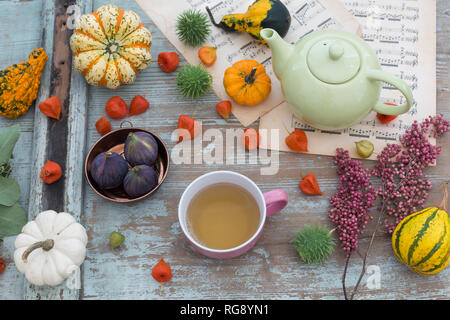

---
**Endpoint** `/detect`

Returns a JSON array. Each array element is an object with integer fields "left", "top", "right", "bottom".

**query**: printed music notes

[
  {"left": 259, "top": 0, "right": 436, "bottom": 160},
  {"left": 135, "top": 0, "right": 360, "bottom": 126}
]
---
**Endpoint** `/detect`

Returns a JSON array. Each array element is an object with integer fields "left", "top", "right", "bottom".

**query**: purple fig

[
  {"left": 90, "top": 152, "right": 128, "bottom": 189},
  {"left": 123, "top": 165, "right": 159, "bottom": 198},
  {"left": 124, "top": 132, "right": 159, "bottom": 166}
]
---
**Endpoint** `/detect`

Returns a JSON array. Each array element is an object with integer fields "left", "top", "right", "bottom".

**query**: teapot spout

[{"left": 260, "top": 28, "right": 294, "bottom": 79}]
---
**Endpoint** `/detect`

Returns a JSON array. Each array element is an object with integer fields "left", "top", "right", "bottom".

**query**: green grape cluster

[{"left": 0, "top": 162, "right": 12, "bottom": 178}]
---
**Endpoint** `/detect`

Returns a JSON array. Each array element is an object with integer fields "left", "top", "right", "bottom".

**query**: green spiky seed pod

[
  {"left": 176, "top": 64, "right": 212, "bottom": 98},
  {"left": 176, "top": 10, "right": 211, "bottom": 47},
  {"left": 293, "top": 225, "right": 334, "bottom": 264}
]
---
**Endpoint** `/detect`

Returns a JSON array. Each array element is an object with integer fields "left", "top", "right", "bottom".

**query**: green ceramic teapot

[{"left": 260, "top": 28, "right": 414, "bottom": 130}]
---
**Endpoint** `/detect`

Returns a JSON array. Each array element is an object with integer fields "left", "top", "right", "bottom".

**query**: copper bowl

[{"left": 84, "top": 127, "right": 169, "bottom": 203}]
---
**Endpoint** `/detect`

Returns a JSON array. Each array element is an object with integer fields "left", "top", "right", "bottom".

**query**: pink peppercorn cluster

[
  {"left": 372, "top": 114, "right": 449, "bottom": 234},
  {"left": 328, "top": 148, "right": 377, "bottom": 255},
  {"left": 329, "top": 115, "right": 449, "bottom": 254}
]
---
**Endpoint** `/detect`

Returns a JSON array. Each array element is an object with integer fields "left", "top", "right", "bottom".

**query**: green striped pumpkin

[{"left": 392, "top": 206, "right": 449, "bottom": 275}]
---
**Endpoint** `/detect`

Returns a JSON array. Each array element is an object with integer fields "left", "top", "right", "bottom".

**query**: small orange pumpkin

[{"left": 223, "top": 59, "right": 271, "bottom": 106}]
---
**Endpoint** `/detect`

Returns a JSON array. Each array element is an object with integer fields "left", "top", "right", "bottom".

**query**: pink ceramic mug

[{"left": 178, "top": 171, "right": 288, "bottom": 259}]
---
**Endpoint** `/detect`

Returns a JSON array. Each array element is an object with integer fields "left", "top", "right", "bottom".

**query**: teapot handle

[{"left": 367, "top": 69, "right": 414, "bottom": 115}]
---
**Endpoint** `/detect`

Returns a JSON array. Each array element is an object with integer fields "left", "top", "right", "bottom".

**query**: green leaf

[
  {"left": 0, "top": 124, "right": 20, "bottom": 165},
  {"left": 0, "top": 177, "right": 21, "bottom": 206},
  {"left": 0, "top": 202, "right": 27, "bottom": 238}
]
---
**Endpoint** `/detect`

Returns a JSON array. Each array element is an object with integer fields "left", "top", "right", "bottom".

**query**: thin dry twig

[
  {"left": 349, "top": 205, "right": 384, "bottom": 300},
  {"left": 342, "top": 252, "right": 351, "bottom": 300},
  {"left": 344, "top": 158, "right": 417, "bottom": 300}
]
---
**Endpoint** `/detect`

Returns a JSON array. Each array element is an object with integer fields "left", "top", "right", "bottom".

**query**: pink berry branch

[
  {"left": 329, "top": 114, "right": 449, "bottom": 300},
  {"left": 345, "top": 164, "right": 410, "bottom": 300},
  {"left": 372, "top": 115, "right": 447, "bottom": 233},
  {"left": 343, "top": 156, "right": 420, "bottom": 300},
  {"left": 330, "top": 148, "right": 376, "bottom": 300}
]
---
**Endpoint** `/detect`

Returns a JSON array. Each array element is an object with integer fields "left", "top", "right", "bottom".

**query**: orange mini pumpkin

[{"left": 223, "top": 59, "right": 271, "bottom": 106}]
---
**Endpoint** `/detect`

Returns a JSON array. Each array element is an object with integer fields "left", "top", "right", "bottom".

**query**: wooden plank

[
  {"left": 0, "top": 0, "right": 44, "bottom": 300},
  {"left": 0, "top": 0, "right": 447, "bottom": 300},
  {"left": 79, "top": 0, "right": 449, "bottom": 300},
  {"left": 24, "top": 0, "right": 92, "bottom": 300}
]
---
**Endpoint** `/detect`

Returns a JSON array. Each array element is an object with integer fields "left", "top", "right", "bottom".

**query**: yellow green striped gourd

[{"left": 392, "top": 182, "right": 450, "bottom": 275}]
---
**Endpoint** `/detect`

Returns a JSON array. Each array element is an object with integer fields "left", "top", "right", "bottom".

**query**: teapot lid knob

[
  {"left": 307, "top": 38, "right": 361, "bottom": 84},
  {"left": 329, "top": 43, "right": 344, "bottom": 60}
]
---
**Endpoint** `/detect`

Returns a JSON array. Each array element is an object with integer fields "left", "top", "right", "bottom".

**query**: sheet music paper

[
  {"left": 259, "top": 0, "right": 436, "bottom": 160},
  {"left": 135, "top": 0, "right": 360, "bottom": 126}
]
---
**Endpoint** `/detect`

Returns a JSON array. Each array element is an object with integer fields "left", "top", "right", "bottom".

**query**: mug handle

[
  {"left": 367, "top": 69, "right": 414, "bottom": 115},
  {"left": 263, "top": 189, "right": 288, "bottom": 217}
]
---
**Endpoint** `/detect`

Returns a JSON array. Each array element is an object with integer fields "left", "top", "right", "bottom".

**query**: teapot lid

[{"left": 307, "top": 38, "right": 360, "bottom": 84}]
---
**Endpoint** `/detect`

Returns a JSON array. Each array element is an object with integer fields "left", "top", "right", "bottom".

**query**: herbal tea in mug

[
  {"left": 186, "top": 183, "right": 261, "bottom": 250},
  {"left": 179, "top": 171, "right": 288, "bottom": 259}
]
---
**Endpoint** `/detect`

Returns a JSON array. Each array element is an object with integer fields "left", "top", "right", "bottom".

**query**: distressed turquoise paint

[
  {"left": 0, "top": 0, "right": 44, "bottom": 301},
  {"left": 0, "top": 0, "right": 448, "bottom": 300},
  {"left": 79, "top": 0, "right": 449, "bottom": 300}
]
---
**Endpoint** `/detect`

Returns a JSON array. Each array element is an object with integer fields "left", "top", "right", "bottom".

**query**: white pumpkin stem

[
  {"left": 439, "top": 182, "right": 448, "bottom": 211},
  {"left": 22, "top": 239, "right": 54, "bottom": 263}
]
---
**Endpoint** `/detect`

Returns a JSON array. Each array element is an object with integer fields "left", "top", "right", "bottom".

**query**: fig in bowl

[
  {"left": 84, "top": 128, "right": 169, "bottom": 203},
  {"left": 89, "top": 151, "right": 128, "bottom": 189},
  {"left": 124, "top": 131, "right": 159, "bottom": 166},
  {"left": 123, "top": 165, "right": 159, "bottom": 198}
]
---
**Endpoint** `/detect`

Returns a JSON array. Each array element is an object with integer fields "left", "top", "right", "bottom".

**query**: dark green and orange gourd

[
  {"left": 392, "top": 182, "right": 450, "bottom": 276},
  {"left": 206, "top": 0, "right": 291, "bottom": 43},
  {"left": 0, "top": 48, "right": 48, "bottom": 119}
]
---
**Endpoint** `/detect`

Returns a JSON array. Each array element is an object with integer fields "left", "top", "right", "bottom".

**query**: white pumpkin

[{"left": 14, "top": 210, "right": 88, "bottom": 286}]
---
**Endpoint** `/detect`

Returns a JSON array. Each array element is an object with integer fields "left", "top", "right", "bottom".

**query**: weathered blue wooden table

[{"left": 0, "top": 0, "right": 448, "bottom": 300}]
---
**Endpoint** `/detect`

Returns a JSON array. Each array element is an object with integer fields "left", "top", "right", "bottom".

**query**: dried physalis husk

[
  {"left": 39, "top": 160, "right": 62, "bottom": 184},
  {"left": 110, "top": 231, "right": 125, "bottom": 249},
  {"left": 355, "top": 140, "right": 374, "bottom": 158}
]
